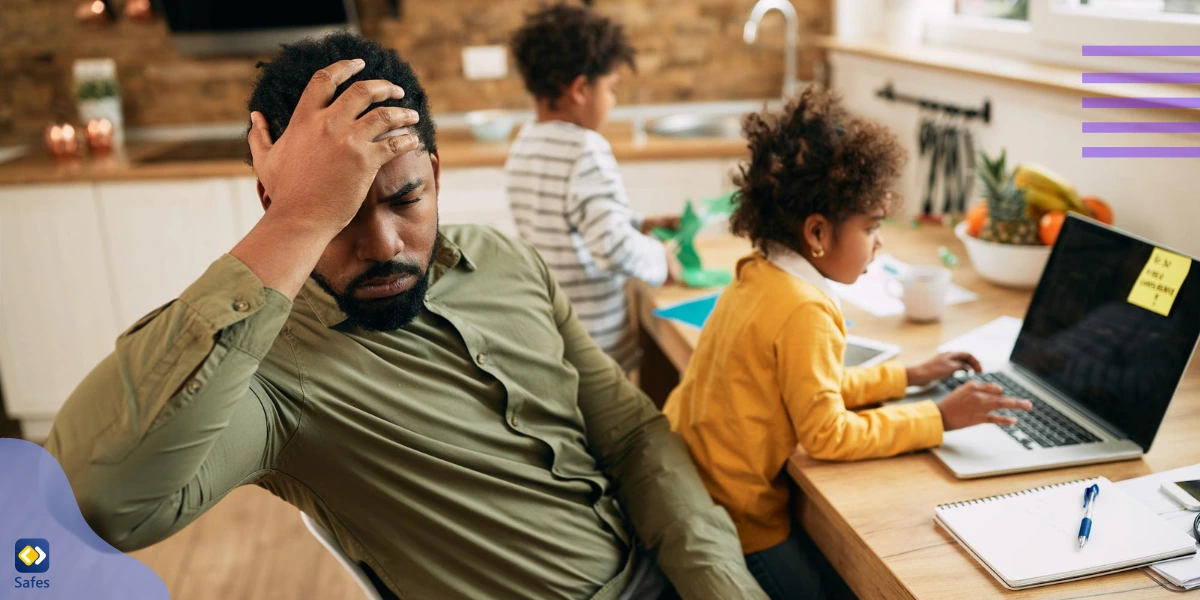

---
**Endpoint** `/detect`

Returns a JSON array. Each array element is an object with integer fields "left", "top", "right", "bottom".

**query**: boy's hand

[
  {"left": 936, "top": 382, "right": 1032, "bottom": 431},
  {"left": 906, "top": 352, "right": 983, "bottom": 387},
  {"left": 664, "top": 245, "right": 683, "bottom": 285},
  {"left": 642, "top": 215, "right": 682, "bottom": 235}
]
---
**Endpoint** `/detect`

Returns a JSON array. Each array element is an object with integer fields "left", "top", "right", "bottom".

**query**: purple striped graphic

[
  {"left": 1083, "top": 122, "right": 1200, "bottom": 133},
  {"left": 1083, "top": 73, "right": 1200, "bottom": 84},
  {"left": 1083, "top": 97, "right": 1200, "bottom": 109},
  {"left": 1083, "top": 147, "right": 1200, "bottom": 158},
  {"left": 1083, "top": 46, "right": 1200, "bottom": 56}
]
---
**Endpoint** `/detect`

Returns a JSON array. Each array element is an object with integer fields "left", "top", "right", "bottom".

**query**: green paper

[
  {"left": 682, "top": 268, "right": 733, "bottom": 289},
  {"left": 655, "top": 192, "right": 737, "bottom": 288}
]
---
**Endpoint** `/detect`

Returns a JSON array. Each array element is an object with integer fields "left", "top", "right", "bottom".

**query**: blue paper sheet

[{"left": 652, "top": 293, "right": 721, "bottom": 329}]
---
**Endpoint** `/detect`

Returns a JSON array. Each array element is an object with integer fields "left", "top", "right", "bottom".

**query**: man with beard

[{"left": 45, "top": 33, "right": 767, "bottom": 600}]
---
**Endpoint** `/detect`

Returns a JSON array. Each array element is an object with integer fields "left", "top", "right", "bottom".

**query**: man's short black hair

[
  {"left": 509, "top": 3, "right": 636, "bottom": 104},
  {"left": 246, "top": 32, "right": 436, "bottom": 165}
]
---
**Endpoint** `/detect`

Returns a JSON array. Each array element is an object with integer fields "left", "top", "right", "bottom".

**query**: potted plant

[{"left": 73, "top": 59, "right": 125, "bottom": 148}]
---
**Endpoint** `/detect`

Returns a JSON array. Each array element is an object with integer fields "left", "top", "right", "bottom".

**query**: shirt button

[
  {"left": 509, "top": 414, "right": 519, "bottom": 427},
  {"left": 476, "top": 353, "right": 486, "bottom": 365},
  {"left": 186, "top": 380, "right": 202, "bottom": 393},
  {"left": 232, "top": 300, "right": 250, "bottom": 312}
]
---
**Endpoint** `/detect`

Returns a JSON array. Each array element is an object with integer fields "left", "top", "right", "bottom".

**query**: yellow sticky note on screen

[{"left": 1127, "top": 248, "right": 1192, "bottom": 317}]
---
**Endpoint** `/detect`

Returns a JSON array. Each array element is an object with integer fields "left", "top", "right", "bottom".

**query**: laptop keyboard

[{"left": 938, "top": 372, "right": 1102, "bottom": 450}]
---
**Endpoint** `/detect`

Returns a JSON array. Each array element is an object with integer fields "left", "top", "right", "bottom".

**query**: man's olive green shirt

[{"left": 46, "top": 225, "right": 766, "bottom": 600}]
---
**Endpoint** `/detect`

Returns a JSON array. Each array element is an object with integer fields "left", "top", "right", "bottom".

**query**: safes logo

[{"left": 14, "top": 539, "right": 49, "bottom": 574}]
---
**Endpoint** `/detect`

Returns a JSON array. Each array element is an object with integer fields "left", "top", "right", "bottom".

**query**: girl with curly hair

[{"left": 663, "top": 87, "right": 1028, "bottom": 600}]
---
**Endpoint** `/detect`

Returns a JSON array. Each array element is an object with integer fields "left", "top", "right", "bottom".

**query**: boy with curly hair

[
  {"left": 506, "top": 2, "right": 680, "bottom": 372},
  {"left": 663, "top": 87, "right": 1030, "bottom": 599}
]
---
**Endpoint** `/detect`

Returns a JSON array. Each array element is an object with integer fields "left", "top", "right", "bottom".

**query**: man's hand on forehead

[{"left": 246, "top": 59, "right": 422, "bottom": 236}]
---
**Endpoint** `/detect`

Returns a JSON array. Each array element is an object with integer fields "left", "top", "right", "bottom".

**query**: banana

[
  {"left": 1021, "top": 187, "right": 1073, "bottom": 214},
  {"left": 1014, "top": 163, "right": 1085, "bottom": 212}
]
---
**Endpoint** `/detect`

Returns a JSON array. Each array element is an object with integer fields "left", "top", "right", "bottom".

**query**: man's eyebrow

[
  {"left": 384, "top": 179, "right": 425, "bottom": 201},
  {"left": 869, "top": 213, "right": 886, "bottom": 221}
]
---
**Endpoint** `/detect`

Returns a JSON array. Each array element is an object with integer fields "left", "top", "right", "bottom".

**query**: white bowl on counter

[
  {"left": 464, "top": 110, "right": 516, "bottom": 143},
  {"left": 954, "top": 222, "right": 1052, "bottom": 289}
]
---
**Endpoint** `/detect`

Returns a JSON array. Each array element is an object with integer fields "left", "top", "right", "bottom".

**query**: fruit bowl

[{"left": 955, "top": 222, "right": 1052, "bottom": 289}]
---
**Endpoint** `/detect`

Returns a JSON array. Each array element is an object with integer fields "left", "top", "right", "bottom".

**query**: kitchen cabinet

[
  {"left": 0, "top": 184, "right": 120, "bottom": 440},
  {"left": 95, "top": 178, "right": 243, "bottom": 326}
]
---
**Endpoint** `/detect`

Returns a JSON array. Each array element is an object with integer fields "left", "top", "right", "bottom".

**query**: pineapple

[{"left": 976, "top": 149, "right": 1040, "bottom": 245}]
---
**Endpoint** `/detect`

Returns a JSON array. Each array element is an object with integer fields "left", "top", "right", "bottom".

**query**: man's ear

[
  {"left": 256, "top": 180, "right": 271, "bottom": 212},
  {"left": 566, "top": 74, "right": 590, "bottom": 106},
  {"left": 430, "top": 151, "right": 441, "bottom": 196}
]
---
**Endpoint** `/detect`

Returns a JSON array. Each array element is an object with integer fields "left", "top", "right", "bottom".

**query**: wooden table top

[{"left": 633, "top": 223, "right": 1200, "bottom": 599}]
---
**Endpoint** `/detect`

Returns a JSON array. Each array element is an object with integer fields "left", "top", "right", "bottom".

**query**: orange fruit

[
  {"left": 1040, "top": 211, "right": 1067, "bottom": 246},
  {"left": 966, "top": 203, "right": 988, "bottom": 237},
  {"left": 1082, "top": 197, "right": 1114, "bottom": 225}
]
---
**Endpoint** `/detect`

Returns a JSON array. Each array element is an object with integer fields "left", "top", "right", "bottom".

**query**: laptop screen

[{"left": 1010, "top": 215, "right": 1200, "bottom": 451}]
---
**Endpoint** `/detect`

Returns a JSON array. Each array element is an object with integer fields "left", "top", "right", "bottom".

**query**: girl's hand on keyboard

[
  {"left": 936, "top": 381, "right": 1033, "bottom": 431},
  {"left": 907, "top": 352, "right": 984, "bottom": 387}
]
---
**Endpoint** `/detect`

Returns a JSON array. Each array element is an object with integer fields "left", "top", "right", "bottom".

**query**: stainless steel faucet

[{"left": 744, "top": 0, "right": 802, "bottom": 98}]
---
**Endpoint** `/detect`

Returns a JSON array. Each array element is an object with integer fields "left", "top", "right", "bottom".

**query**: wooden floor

[{"left": 128, "top": 486, "right": 364, "bottom": 599}]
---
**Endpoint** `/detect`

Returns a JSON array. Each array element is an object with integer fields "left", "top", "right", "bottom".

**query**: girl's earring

[{"left": 812, "top": 247, "right": 825, "bottom": 258}]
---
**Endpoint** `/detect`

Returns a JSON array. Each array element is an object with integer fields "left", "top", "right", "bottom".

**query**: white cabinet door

[
  {"left": 437, "top": 167, "right": 516, "bottom": 236},
  {"left": 619, "top": 159, "right": 729, "bottom": 218},
  {"left": 0, "top": 184, "right": 120, "bottom": 421},
  {"left": 95, "top": 178, "right": 242, "bottom": 327}
]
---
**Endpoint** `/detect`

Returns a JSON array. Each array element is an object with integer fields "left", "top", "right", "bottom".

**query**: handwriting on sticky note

[{"left": 1127, "top": 248, "right": 1192, "bottom": 317}]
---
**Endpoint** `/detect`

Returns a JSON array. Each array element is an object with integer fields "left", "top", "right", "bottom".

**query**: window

[
  {"left": 927, "top": 0, "right": 1200, "bottom": 68},
  {"left": 956, "top": 0, "right": 1029, "bottom": 20}
]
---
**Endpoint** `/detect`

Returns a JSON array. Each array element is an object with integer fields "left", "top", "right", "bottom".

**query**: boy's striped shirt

[{"left": 505, "top": 120, "right": 668, "bottom": 370}]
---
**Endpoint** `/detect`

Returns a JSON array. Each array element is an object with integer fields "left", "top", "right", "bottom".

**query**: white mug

[{"left": 888, "top": 266, "right": 951, "bottom": 323}]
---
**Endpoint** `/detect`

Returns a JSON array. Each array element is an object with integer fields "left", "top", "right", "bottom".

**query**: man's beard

[{"left": 311, "top": 236, "right": 440, "bottom": 332}]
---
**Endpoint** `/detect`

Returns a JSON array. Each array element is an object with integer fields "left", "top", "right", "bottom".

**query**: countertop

[{"left": 0, "top": 123, "right": 748, "bottom": 186}]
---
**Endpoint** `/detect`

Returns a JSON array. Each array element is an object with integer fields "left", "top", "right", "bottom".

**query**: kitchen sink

[
  {"left": 644, "top": 114, "right": 743, "bottom": 139},
  {"left": 134, "top": 137, "right": 249, "bottom": 164}
]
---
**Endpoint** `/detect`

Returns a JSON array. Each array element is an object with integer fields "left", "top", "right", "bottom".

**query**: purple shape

[
  {"left": 0, "top": 438, "right": 170, "bottom": 599},
  {"left": 1083, "top": 97, "right": 1200, "bottom": 109},
  {"left": 1083, "top": 73, "right": 1200, "bottom": 84},
  {"left": 1083, "top": 147, "right": 1200, "bottom": 158},
  {"left": 1083, "top": 46, "right": 1200, "bottom": 56},
  {"left": 1082, "top": 122, "right": 1200, "bottom": 133}
]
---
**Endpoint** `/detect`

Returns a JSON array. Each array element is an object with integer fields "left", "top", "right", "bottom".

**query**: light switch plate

[{"left": 462, "top": 45, "right": 508, "bottom": 80}]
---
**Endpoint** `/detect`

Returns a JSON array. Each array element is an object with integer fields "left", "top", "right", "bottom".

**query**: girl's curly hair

[{"left": 730, "top": 86, "right": 906, "bottom": 253}]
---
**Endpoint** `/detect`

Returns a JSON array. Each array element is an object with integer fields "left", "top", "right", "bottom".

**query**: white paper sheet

[
  {"left": 829, "top": 254, "right": 977, "bottom": 317},
  {"left": 1116, "top": 465, "right": 1200, "bottom": 589},
  {"left": 936, "top": 315, "right": 1024, "bottom": 372}
]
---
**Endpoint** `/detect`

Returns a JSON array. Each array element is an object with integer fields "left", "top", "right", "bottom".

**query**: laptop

[{"left": 931, "top": 214, "right": 1200, "bottom": 479}]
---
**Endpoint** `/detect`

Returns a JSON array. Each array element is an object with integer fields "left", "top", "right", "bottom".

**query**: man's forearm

[
  {"left": 46, "top": 255, "right": 294, "bottom": 550},
  {"left": 230, "top": 210, "right": 338, "bottom": 300},
  {"left": 606, "top": 414, "right": 770, "bottom": 600}
]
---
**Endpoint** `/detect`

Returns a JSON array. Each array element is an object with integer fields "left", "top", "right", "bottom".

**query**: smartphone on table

[{"left": 1161, "top": 479, "right": 1200, "bottom": 511}]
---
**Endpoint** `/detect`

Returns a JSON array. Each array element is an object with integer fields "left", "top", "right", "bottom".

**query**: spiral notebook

[{"left": 934, "top": 476, "right": 1196, "bottom": 590}]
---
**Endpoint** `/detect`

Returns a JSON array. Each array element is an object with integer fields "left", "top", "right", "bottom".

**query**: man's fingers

[
  {"left": 334, "top": 79, "right": 406, "bottom": 120},
  {"left": 247, "top": 111, "right": 273, "bottom": 168},
  {"left": 295, "top": 59, "right": 368, "bottom": 116},
  {"left": 358, "top": 107, "right": 420, "bottom": 141},
  {"left": 372, "top": 131, "right": 420, "bottom": 164}
]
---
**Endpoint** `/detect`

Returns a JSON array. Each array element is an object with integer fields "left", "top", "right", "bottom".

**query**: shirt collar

[
  {"left": 762, "top": 242, "right": 842, "bottom": 309},
  {"left": 299, "top": 231, "right": 476, "bottom": 329}
]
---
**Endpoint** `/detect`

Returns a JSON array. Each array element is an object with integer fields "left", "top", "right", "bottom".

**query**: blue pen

[{"left": 1078, "top": 483, "right": 1100, "bottom": 549}]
